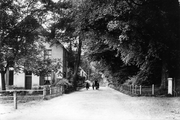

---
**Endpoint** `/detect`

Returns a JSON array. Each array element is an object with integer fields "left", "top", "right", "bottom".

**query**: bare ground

[{"left": 0, "top": 87, "right": 180, "bottom": 120}]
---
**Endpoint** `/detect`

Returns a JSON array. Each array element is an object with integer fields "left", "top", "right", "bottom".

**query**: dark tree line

[{"left": 79, "top": 0, "right": 180, "bottom": 89}]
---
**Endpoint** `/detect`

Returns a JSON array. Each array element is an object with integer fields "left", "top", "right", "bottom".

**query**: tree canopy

[
  {"left": 79, "top": 0, "right": 180, "bottom": 87},
  {"left": 0, "top": 0, "right": 67, "bottom": 90},
  {"left": 1, "top": 0, "right": 179, "bottom": 90}
]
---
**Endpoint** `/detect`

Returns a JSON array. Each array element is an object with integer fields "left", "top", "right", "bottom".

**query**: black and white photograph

[{"left": 0, "top": 0, "right": 180, "bottom": 120}]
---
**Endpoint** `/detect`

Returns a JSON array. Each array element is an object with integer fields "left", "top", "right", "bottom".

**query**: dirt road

[{"left": 0, "top": 87, "right": 180, "bottom": 120}]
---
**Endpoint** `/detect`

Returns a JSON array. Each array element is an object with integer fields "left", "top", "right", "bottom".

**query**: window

[
  {"left": 44, "top": 49, "right": 52, "bottom": 59},
  {"left": 44, "top": 74, "right": 51, "bottom": 80},
  {"left": 44, "top": 73, "right": 51, "bottom": 85}
]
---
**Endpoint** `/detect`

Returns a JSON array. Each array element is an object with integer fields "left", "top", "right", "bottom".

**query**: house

[
  {"left": 0, "top": 15, "right": 72, "bottom": 90},
  {"left": 0, "top": 15, "right": 70, "bottom": 90},
  {"left": 0, "top": 41, "right": 69, "bottom": 90},
  {"left": 39, "top": 42, "right": 69, "bottom": 86},
  {"left": 79, "top": 67, "right": 88, "bottom": 79}
]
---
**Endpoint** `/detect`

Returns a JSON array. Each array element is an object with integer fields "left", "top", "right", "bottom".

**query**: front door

[{"left": 25, "top": 71, "right": 32, "bottom": 89}]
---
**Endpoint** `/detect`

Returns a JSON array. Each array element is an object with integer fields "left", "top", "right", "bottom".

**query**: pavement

[{"left": 0, "top": 87, "right": 180, "bottom": 120}]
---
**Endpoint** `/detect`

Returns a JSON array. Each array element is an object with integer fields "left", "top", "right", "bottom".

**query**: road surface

[{"left": 0, "top": 87, "right": 180, "bottom": 120}]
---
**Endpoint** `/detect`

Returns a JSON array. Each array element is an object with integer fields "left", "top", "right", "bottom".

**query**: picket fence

[
  {"left": 0, "top": 85, "right": 64, "bottom": 109},
  {"left": 115, "top": 84, "right": 159, "bottom": 96}
]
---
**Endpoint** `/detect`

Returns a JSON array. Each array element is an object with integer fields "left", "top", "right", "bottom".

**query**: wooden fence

[
  {"left": 0, "top": 85, "right": 64, "bottom": 109},
  {"left": 114, "top": 84, "right": 159, "bottom": 96},
  {"left": 174, "top": 79, "right": 180, "bottom": 96}
]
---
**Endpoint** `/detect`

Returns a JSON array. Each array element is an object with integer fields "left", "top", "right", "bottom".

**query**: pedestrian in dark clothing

[
  {"left": 92, "top": 82, "right": 95, "bottom": 90},
  {"left": 96, "top": 82, "right": 99, "bottom": 90},
  {"left": 94, "top": 81, "right": 99, "bottom": 90},
  {"left": 86, "top": 82, "right": 90, "bottom": 90}
]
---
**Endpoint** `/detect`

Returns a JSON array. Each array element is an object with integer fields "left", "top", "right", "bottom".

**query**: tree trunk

[
  {"left": 160, "top": 56, "right": 168, "bottom": 90},
  {"left": 1, "top": 71, "right": 6, "bottom": 90},
  {"left": 73, "top": 35, "right": 82, "bottom": 90}
]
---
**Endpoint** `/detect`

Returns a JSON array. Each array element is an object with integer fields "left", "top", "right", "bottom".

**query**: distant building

[{"left": 79, "top": 67, "right": 87, "bottom": 79}]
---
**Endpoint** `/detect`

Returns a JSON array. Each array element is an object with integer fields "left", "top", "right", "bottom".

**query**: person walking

[
  {"left": 92, "top": 81, "right": 95, "bottom": 90},
  {"left": 86, "top": 82, "right": 90, "bottom": 90},
  {"left": 96, "top": 82, "right": 99, "bottom": 90},
  {"left": 95, "top": 81, "right": 99, "bottom": 90}
]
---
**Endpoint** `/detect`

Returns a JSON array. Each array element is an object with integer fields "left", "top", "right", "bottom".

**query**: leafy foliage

[
  {"left": 0, "top": 0, "right": 55, "bottom": 89},
  {"left": 78, "top": 0, "right": 180, "bottom": 87},
  {"left": 1, "top": 0, "right": 179, "bottom": 90}
]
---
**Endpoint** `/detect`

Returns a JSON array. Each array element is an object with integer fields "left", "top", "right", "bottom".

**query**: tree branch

[{"left": 129, "top": 0, "right": 144, "bottom": 6}]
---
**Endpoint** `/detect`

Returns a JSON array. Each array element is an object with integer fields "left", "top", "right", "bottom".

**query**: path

[{"left": 0, "top": 87, "right": 180, "bottom": 120}]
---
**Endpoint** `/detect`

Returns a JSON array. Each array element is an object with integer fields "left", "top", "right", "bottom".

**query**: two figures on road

[
  {"left": 85, "top": 80, "right": 99, "bottom": 90},
  {"left": 92, "top": 81, "right": 99, "bottom": 90}
]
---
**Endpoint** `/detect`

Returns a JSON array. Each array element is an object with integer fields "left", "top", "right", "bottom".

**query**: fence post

[
  {"left": 58, "top": 86, "right": 59, "bottom": 94},
  {"left": 129, "top": 85, "right": 131, "bottom": 93},
  {"left": 56, "top": 87, "right": 58, "bottom": 95},
  {"left": 43, "top": 86, "right": 46, "bottom": 99},
  {"left": 62, "top": 86, "right": 64, "bottom": 94},
  {"left": 58, "top": 86, "right": 60, "bottom": 94},
  {"left": 57, "top": 86, "right": 59, "bottom": 95},
  {"left": 13, "top": 90, "right": 17, "bottom": 109},
  {"left": 50, "top": 86, "right": 52, "bottom": 95},
  {"left": 133, "top": 85, "right": 134, "bottom": 94},
  {"left": 59, "top": 86, "right": 61, "bottom": 94},
  {"left": 152, "top": 84, "right": 154, "bottom": 95},
  {"left": 130, "top": 85, "right": 131, "bottom": 93},
  {"left": 55, "top": 87, "right": 57, "bottom": 95},
  {"left": 140, "top": 85, "right": 142, "bottom": 95}
]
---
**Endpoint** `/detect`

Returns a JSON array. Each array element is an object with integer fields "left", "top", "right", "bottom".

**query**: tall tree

[
  {"left": 0, "top": 0, "right": 50, "bottom": 90},
  {"left": 77, "top": 0, "right": 180, "bottom": 88},
  {"left": 45, "top": 0, "right": 90, "bottom": 90}
]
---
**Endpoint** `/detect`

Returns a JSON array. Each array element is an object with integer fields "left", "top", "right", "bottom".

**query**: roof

[{"left": 79, "top": 67, "right": 87, "bottom": 75}]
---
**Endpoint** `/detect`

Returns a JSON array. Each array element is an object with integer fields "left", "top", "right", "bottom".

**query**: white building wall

[
  {"left": 52, "top": 45, "right": 63, "bottom": 59},
  {"left": 52, "top": 45, "right": 63, "bottom": 79},
  {"left": 14, "top": 72, "right": 25, "bottom": 88},
  {"left": 32, "top": 74, "right": 39, "bottom": 88},
  {"left": 7, "top": 42, "right": 65, "bottom": 89},
  {"left": 79, "top": 69, "right": 87, "bottom": 78},
  {"left": 13, "top": 73, "right": 39, "bottom": 88},
  {"left": 44, "top": 43, "right": 64, "bottom": 79}
]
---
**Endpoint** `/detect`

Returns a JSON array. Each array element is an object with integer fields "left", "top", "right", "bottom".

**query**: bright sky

[
  {"left": 52, "top": 0, "right": 59, "bottom": 2},
  {"left": 52, "top": 0, "right": 63, "bottom": 3}
]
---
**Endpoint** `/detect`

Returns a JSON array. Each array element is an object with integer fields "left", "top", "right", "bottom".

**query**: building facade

[
  {"left": 79, "top": 67, "right": 88, "bottom": 79},
  {"left": 0, "top": 42, "right": 69, "bottom": 90}
]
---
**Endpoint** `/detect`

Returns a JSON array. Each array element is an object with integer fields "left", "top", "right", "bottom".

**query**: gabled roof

[{"left": 79, "top": 67, "right": 87, "bottom": 75}]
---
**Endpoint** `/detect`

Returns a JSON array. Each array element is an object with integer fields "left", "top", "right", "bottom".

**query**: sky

[{"left": 52, "top": 0, "right": 59, "bottom": 2}]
